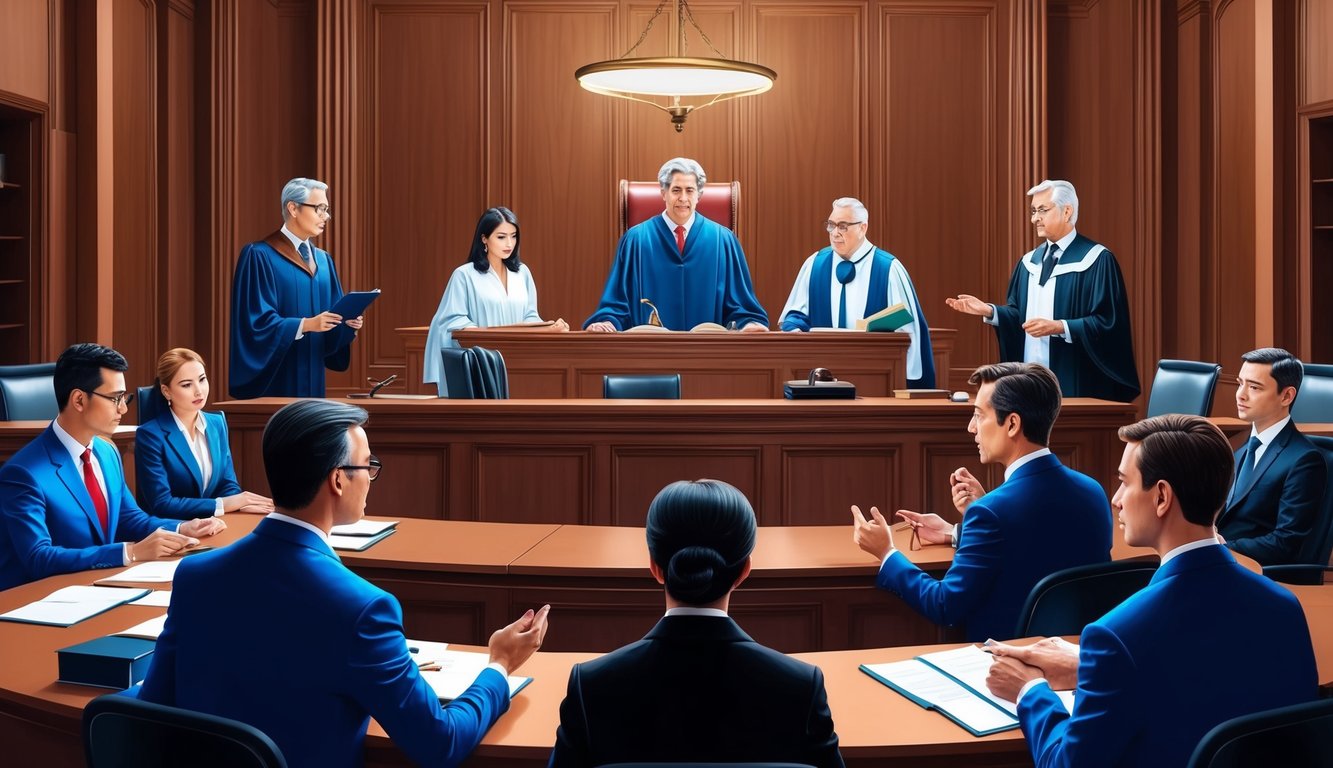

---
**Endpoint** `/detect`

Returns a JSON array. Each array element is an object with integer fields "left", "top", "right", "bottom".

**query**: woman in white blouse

[{"left": 423, "top": 207, "right": 567, "bottom": 395}]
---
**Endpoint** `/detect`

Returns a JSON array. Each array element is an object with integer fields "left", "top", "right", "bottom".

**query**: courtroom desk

[
  {"left": 395, "top": 326, "right": 957, "bottom": 397},
  {"left": 0, "top": 422, "right": 138, "bottom": 491},
  {"left": 216, "top": 397, "right": 1136, "bottom": 527}
]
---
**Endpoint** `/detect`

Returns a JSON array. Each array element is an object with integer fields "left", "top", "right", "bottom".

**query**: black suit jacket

[
  {"left": 1218, "top": 419, "right": 1327, "bottom": 565},
  {"left": 548, "top": 615, "right": 844, "bottom": 768}
]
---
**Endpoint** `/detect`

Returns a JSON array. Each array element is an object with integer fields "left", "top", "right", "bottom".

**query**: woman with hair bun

[
  {"left": 135, "top": 348, "right": 273, "bottom": 519},
  {"left": 549, "top": 479, "right": 844, "bottom": 768}
]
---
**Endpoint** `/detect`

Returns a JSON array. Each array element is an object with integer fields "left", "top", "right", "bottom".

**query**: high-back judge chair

[
  {"left": 1145, "top": 359, "right": 1222, "bottom": 418},
  {"left": 0, "top": 362, "right": 59, "bottom": 421},
  {"left": 1291, "top": 362, "right": 1333, "bottom": 423},
  {"left": 83, "top": 693, "right": 288, "bottom": 768},
  {"left": 620, "top": 179, "right": 741, "bottom": 235}
]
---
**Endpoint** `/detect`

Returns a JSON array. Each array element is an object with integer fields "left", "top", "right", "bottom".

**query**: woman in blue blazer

[{"left": 135, "top": 348, "right": 273, "bottom": 519}]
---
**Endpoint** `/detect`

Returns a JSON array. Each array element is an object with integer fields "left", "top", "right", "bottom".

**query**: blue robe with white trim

[
  {"left": 229, "top": 231, "right": 355, "bottom": 399},
  {"left": 993, "top": 234, "right": 1139, "bottom": 402},
  {"left": 584, "top": 214, "right": 768, "bottom": 330}
]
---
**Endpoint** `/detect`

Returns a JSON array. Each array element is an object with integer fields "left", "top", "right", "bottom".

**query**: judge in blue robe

[
  {"left": 946, "top": 180, "right": 1139, "bottom": 402},
  {"left": 779, "top": 198, "right": 935, "bottom": 388},
  {"left": 229, "top": 178, "right": 363, "bottom": 399},
  {"left": 585, "top": 158, "right": 768, "bottom": 332}
]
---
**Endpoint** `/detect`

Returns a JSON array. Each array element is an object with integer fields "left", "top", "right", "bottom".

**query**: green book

[{"left": 857, "top": 302, "right": 913, "bottom": 332}]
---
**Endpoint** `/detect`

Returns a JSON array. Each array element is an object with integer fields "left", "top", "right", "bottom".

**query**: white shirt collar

[
  {"left": 835, "top": 239, "right": 875, "bottom": 264},
  {"left": 661, "top": 211, "right": 696, "bottom": 237},
  {"left": 169, "top": 408, "right": 207, "bottom": 437},
  {"left": 664, "top": 606, "right": 728, "bottom": 618},
  {"left": 1250, "top": 415, "right": 1291, "bottom": 446},
  {"left": 280, "top": 224, "right": 309, "bottom": 254},
  {"left": 51, "top": 418, "right": 96, "bottom": 464},
  {"left": 266, "top": 512, "right": 333, "bottom": 552},
  {"left": 1160, "top": 537, "right": 1220, "bottom": 566},
  {"left": 1047, "top": 227, "right": 1078, "bottom": 254},
  {"left": 1004, "top": 447, "right": 1052, "bottom": 482}
]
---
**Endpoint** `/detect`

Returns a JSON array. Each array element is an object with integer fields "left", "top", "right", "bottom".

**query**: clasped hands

[
  {"left": 984, "top": 637, "right": 1080, "bottom": 702},
  {"left": 129, "top": 517, "right": 227, "bottom": 562}
]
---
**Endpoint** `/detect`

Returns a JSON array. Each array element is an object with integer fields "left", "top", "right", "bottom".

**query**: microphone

[
  {"left": 639, "top": 298, "right": 665, "bottom": 328},
  {"left": 367, "top": 374, "right": 398, "bottom": 397}
]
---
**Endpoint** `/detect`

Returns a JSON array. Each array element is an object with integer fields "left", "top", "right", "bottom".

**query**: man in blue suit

[
  {"left": 138, "top": 400, "right": 551, "bottom": 768},
  {"left": 0, "top": 344, "right": 225, "bottom": 590},
  {"left": 852, "top": 362, "right": 1112, "bottom": 642},
  {"left": 1217, "top": 347, "right": 1326, "bottom": 565},
  {"left": 986, "top": 415, "right": 1318, "bottom": 767}
]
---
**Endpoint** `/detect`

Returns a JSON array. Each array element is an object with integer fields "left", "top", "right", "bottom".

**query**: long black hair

[{"left": 468, "top": 207, "right": 522, "bottom": 274}]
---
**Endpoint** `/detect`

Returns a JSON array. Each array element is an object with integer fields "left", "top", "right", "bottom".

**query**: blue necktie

[
  {"left": 835, "top": 259, "right": 856, "bottom": 329},
  {"left": 1038, "top": 242, "right": 1060, "bottom": 286},
  {"left": 1233, "top": 435, "right": 1263, "bottom": 496},
  {"left": 298, "top": 242, "right": 312, "bottom": 265}
]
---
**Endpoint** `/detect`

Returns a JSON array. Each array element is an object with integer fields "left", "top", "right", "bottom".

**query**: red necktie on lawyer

[
  {"left": 81, "top": 448, "right": 110, "bottom": 536},
  {"left": 675, "top": 225, "right": 686, "bottom": 254}
]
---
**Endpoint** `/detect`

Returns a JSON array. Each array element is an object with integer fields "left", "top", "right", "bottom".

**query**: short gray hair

[
  {"left": 831, "top": 197, "right": 869, "bottom": 224},
  {"left": 281, "top": 178, "right": 329, "bottom": 220},
  {"left": 1026, "top": 179, "right": 1079, "bottom": 224},
  {"left": 658, "top": 158, "right": 706, "bottom": 190}
]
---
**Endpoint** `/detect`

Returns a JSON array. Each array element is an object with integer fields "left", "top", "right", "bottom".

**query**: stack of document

[
  {"left": 115, "top": 614, "right": 169, "bottom": 640},
  {"left": 329, "top": 519, "right": 399, "bottom": 552},
  {"left": 94, "top": 560, "right": 181, "bottom": 585},
  {"left": 0, "top": 585, "right": 150, "bottom": 627},
  {"left": 417, "top": 649, "right": 532, "bottom": 701},
  {"left": 861, "top": 644, "right": 1074, "bottom": 736}
]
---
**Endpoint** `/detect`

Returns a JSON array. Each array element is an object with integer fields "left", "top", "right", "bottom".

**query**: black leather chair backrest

[
  {"left": 603, "top": 374, "right": 682, "bottom": 399},
  {"left": 1145, "top": 359, "right": 1222, "bottom": 418},
  {"left": 439, "top": 348, "right": 477, "bottom": 399},
  {"left": 1299, "top": 434, "right": 1333, "bottom": 566},
  {"left": 1292, "top": 363, "right": 1333, "bottom": 423},
  {"left": 0, "top": 362, "right": 59, "bottom": 421},
  {"left": 137, "top": 385, "right": 159, "bottom": 423},
  {"left": 1014, "top": 559, "right": 1158, "bottom": 637},
  {"left": 83, "top": 692, "right": 288, "bottom": 768},
  {"left": 469, "top": 347, "right": 509, "bottom": 400},
  {"left": 1185, "top": 697, "right": 1333, "bottom": 768}
]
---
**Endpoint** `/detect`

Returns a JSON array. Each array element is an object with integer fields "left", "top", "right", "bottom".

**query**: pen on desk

[{"left": 980, "top": 638, "right": 998, "bottom": 654}]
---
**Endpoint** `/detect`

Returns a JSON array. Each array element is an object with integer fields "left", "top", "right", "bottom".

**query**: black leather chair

[
  {"left": 603, "top": 374, "right": 682, "bottom": 399},
  {"left": 1262, "top": 565, "right": 1332, "bottom": 586},
  {"left": 83, "top": 693, "right": 288, "bottom": 768},
  {"left": 1298, "top": 435, "right": 1333, "bottom": 566},
  {"left": 1292, "top": 362, "right": 1333, "bottom": 423},
  {"left": 1145, "top": 359, "right": 1222, "bottom": 417},
  {"left": 1185, "top": 697, "right": 1333, "bottom": 768},
  {"left": 1014, "top": 560, "right": 1158, "bottom": 637},
  {"left": 470, "top": 346, "right": 510, "bottom": 399},
  {"left": 137, "top": 385, "right": 160, "bottom": 423},
  {"left": 0, "top": 362, "right": 59, "bottom": 421},
  {"left": 439, "top": 348, "right": 477, "bottom": 398}
]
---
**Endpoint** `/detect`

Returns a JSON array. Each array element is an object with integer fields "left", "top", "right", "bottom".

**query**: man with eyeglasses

[
  {"left": 778, "top": 197, "right": 936, "bottom": 388},
  {"left": 585, "top": 157, "right": 768, "bottom": 332},
  {"left": 0, "top": 344, "right": 226, "bottom": 590},
  {"left": 230, "top": 177, "right": 365, "bottom": 398},
  {"left": 139, "top": 399, "right": 551, "bottom": 767},
  {"left": 945, "top": 179, "right": 1139, "bottom": 402}
]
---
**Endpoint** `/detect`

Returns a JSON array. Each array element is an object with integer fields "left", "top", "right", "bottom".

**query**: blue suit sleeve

[
  {"left": 0, "top": 465, "right": 126, "bottom": 582},
  {"left": 133, "top": 423, "right": 218, "bottom": 520},
  {"left": 876, "top": 504, "right": 1003, "bottom": 627},
  {"left": 102, "top": 445, "right": 179, "bottom": 539},
  {"left": 1018, "top": 623, "right": 1138, "bottom": 768},
  {"left": 1228, "top": 448, "right": 1326, "bottom": 564},
  {"left": 347, "top": 593, "right": 509, "bottom": 767}
]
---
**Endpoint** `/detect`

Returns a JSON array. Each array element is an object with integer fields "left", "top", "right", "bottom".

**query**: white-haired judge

[
  {"left": 778, "top": 197, "right": 935, "bottom": 388},
  {"left": 585, "top": 157, "right": 768, "bottom": 332},
  {"left": 945, "top": 180, "right": 1139, "bottom": 402}
]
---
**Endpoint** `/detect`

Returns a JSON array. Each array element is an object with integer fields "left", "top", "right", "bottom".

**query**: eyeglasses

[
  {"left": 298, "top": 203, "right": 333, "bottom": 217},
  {"left": 894, "top": 521, "right": 923, "bottom": 551},
  {"left": 1029, "top": 205, "right": 1059, "bottom": 218},
  {"left": 85, "top": 390, "right": 135, "bottom": 409},
  {"left": 339, "top": 456, "right": 382, "bottom": 482},
  {"left": 824, "top": 220, "right": 864, "bottom": 233}
]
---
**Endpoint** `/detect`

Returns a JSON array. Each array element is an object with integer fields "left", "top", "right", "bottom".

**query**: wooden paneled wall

[{"left": 1, "top": 0, "right": 1330, "bottom": 404}]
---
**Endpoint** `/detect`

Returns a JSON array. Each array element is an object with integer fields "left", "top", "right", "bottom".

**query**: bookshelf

[{"left": 0, "top": 102, "right": 40, "bottom": 365}]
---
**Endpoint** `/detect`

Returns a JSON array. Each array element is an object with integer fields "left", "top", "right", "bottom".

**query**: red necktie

[
  {"left": 81, "top": 448, "right": 111, "bottom": 537},
  {"left": 675, "top": 225, "right": 686, "bottom": 254}
]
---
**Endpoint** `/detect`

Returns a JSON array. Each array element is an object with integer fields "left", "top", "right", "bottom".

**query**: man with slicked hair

[
  {"left": 230, "top": 177, "right": 365, "bottom": 398},
  {"left": 1217, "top": 347, "right": 1326, "bottom": 564},
  {"left": 140, "top": 399, "right": 551, "bottom": 768},
  {"left": 585, "top": 157, "right": 769, "bottom": 332},
  {"left": 852, "top": 362, "right": 1111, "bottom": 641},
  {"left": 550, "top": 479, "right": 843, "bottom": 768},
  {"left": 986, "top": 415, "right": 1317, "bottom": 767}
]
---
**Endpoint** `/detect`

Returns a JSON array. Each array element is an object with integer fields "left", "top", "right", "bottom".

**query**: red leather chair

[{"left": 619, "top": 179, "right": 740, "bottom": 235}]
